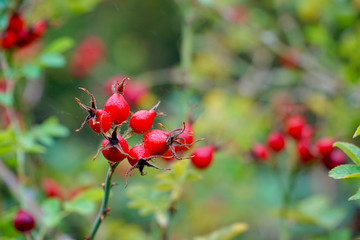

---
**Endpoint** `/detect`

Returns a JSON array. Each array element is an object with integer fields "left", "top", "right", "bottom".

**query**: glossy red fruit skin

[
  {"left": 130, "top": 109, "right": 156, "bottom": 134},
  {"left": 128, "top": 145, "right": 150, "bottom": 166},
  {"left": 143, "top": 129, "right": 170, "bottom": 156},
  {"left": 1, "top": 31, "right": 17, "bottom": 49},
  {"left": 104, "top": 93, "right": 130, "bottom": 124},
  {"left": 13, "top": 209, "right": 35, "bottom": 233},
  {"left": 191, "top": 146, "right": 215, "bottom": 169},
  {"left": 89, "top": 109, "right": 112, "bottom": 133},
  {"left": 285, "top": 115, "right": 306, "bottom": 140},
  {"left": 267, "top": 132, "right": 285, "bottom": 152},
  {"left": 297, "top": 141, "right": 314, "bottom": 164},
  {"left": 322, "top": 149, "right": 346, "bottom": 170},
  {"left": 252, "top": 143, "right": 268, "bottom": 161},
  {"left": 316, "top": 137, "right": 334, "bottom": 157},
  {"left": 101, "top": 136, "right": 129, "bottom": 162},
  {"left": 174, "top": 123, "right": 194, "bottom": 153}
]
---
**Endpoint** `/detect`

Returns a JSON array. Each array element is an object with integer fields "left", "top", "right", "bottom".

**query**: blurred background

[{"left": 2, "top": 0, "right": 360, "bottom": 239}]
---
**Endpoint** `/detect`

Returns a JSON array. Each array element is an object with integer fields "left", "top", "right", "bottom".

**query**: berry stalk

[{"left": 87, "top": 162, "right": 120, "bottom": 240}]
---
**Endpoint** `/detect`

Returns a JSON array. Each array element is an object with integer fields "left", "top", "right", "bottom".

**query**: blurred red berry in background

[
  {"left": 71, "top": 36, "right": 105, "bottom": 78},
  {"left": 285, "top": 115, "right": 306, "bottom": 140},
  {"left": 252, "top": 143, "right": 269, "bottom": 161},
  {"left": 13, "top": 209, "right": 35, "bottom": 233},
  {"left": 267, "top": 131, "right": 285, "bottom": 152}
]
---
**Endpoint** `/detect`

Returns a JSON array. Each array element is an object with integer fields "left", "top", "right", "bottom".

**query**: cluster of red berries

[
  {"left": 75, "top": 77, "right": 209, "bottom": 184},
  {"left": 0, "top": 12, "right": 46, "bottom": 50},
  {"left": 70, "top": 36, "right": 105, "bottom": 78},
  {"left": 252, "top": 115, "right": 347, "bottom": 170}
]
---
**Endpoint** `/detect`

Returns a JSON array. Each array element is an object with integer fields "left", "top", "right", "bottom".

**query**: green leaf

[
  {"left": 329, "top": 164, "right": 360, "bottom": 179},
  {"left": 126, "top": 184, "right": 168, "bottom": 216},
  {"left": 41, "top": 198, "right": 62, "bottom": 227},
  {"left": 0, "top": 128, "right": 16, "bottom": 156},
  {"left": 0, "top": 93, "right": 13, "bottom": 107},
  {"left": 30, "top": 117, "right": 69, "bottom": 146},
  {"left": 334, "top": 141, "right": 360, "bottom": 166},
  {"left": 292, "top": 195, "right": 347, "bottom": 229},
  {"left": 45, "top": 37, "right": 75, "bottom": 53},
  {"left": 194, "top": 223, "right": 248, "bottom": 240},
  {"left": 64, "top": 199, "right": 95, "bottom": 215},
  {"left": 349, "top": 188, "right": 360, "bottom": 201},
  {"left": 21, "top": 64, "right": 41, "bottom": 80},
  {"left": 39, "top": 53, "right": 66, "bottom": 68},
  {"left": 354, "top": 126, "right": 360, "bottom": 138},
  {"left": 70, "top": 188, "right": 103, "bottom": 202}
]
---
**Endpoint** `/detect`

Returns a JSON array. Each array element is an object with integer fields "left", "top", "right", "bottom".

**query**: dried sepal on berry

[
  {"left": 162, "top": 123, "right": 204, "bottom": 160},
  {"left": 75, "top": 87, "right": 112, "bottom": 133},
  {"left": 92, "top": 126, "right": 129, "bottom": 162},
  {"left": 125, "top": 145, "right": 170, "bottom": 188}
]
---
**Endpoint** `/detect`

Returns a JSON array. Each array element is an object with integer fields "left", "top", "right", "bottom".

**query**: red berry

[
  {"left": 101, "top": 135, "right": 129, "bottom": 162},
  {"left": 70, "top": 36, "right": 105, "bottom": 78},
  {"left": 316, "top": 137, "right": 334, "bottom": 157},
  {"left": 32, "top": 21, "right": 47, "bottom": 37},
  {"left": 104, "top": 78, "right": 130, "bottom": 125},
  {"left": 130, "top": 101, "right": 162, "bottom": 134},
  {"left": 297, "top": 141, "right": 314, "bottom": 164},
  {"left": 1, "top": 31, "right": 17, "bottom": 49},
  {"left": 191, "top": 146, "right": 215, "bottom": 169},
  {"left": 322, "top": 149, "right": 346, "bottom": 170},
  {"left": 89, "top": 109, "right": 112, "bottom": 134},
  {"left": 41, "top": 178, "right": 63, "bottom": 199},
  {"left": 75, "top": 88, "right": 112, "bottom": 133},
  {"left": 300, "top": 124, "right": 314, "bottom": 141},
  {"left": 174, "top": 122, "right": 194, "bottom": 153},
  {"left": 7, "top": 13, "right": 25, "bottom": 33},
  {"left": 123, "top": 81, "right": 149, "bottom": 106},
  {"left": 128, "top": 145, "right": 150, "bottom": 166},
  {"left": 267, "top": 132, "right": 285, "bottom": 152},
  {"left": 252, "top": 143, "right": 268, "bottom": 161},
  {"left": 285, "top": 115, "right": 306, "bottom": 139},
  {"left": 13, "top": 209, "right": 35, "bottom": 233},
  {"left": 143, "top": 129, "right": 170, "bottom": 156}
]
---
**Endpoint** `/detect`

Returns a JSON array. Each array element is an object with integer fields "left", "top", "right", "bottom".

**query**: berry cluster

[
  {"left": 252, "top": 115, "right": 347, "bottom": 169},
  {"left": 75, "top": 77, "right": 205, "bottom": 184},
  {"left": 0, "top": 12, "right": 46, "bottom": 50}
]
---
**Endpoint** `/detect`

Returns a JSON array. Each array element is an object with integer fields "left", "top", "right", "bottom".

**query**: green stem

[
  {"left": 1, "top": 51, "right": 26, "bottom": 206},
  {"left": 180, "top": 0, "right": 193, "bottom": 78},
  {"left": 87, "top": 162, "right": 120, "bottom": 240},
  {"left": 279, "top": 167, "right": 300, "bottom": 240}
]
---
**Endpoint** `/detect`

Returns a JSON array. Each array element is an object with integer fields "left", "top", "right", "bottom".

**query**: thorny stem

[{"left": 87, "top": 162, "right": 120, "bottom": 240}]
